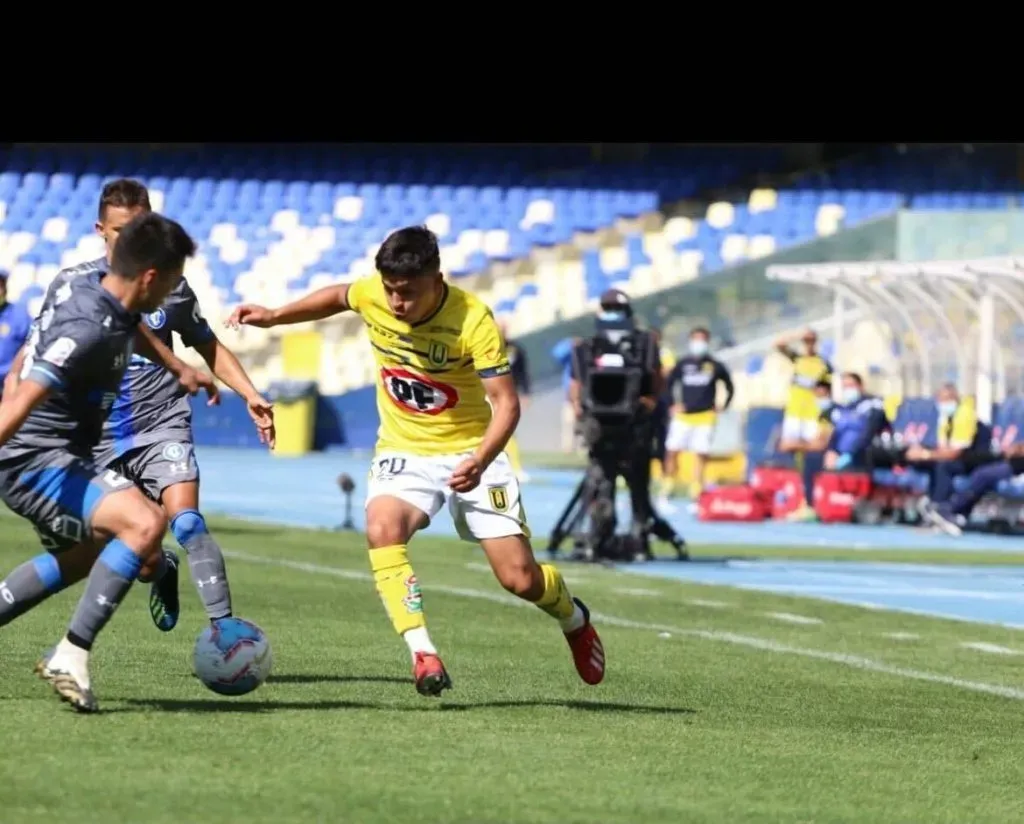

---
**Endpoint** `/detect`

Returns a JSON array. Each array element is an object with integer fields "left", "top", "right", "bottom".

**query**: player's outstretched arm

[
  {"left": 2, "top": 346, "right": 26, "bottom": 399},
  {"left": 133, "top": 324, "right": 220, "bottom": 406},
  {"left": 194, "top": 337, "right": 276, "bottom": 449},
  {"left": 225, "top": 284, "right": 351, "bottom": 329},
  {"left": 0, "top": 377, "right": 50, "bottom": 447}
]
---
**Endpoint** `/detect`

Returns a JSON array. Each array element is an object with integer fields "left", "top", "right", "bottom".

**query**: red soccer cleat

[
  {"left": 564, "top": 598, "right": 605, "bottom": 685},
  {"left": 413, "top": 652, "right": 452, "bottom": 697}
]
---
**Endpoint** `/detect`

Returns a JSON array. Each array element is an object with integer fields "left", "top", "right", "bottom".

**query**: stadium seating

[
  {"left": 2, "top": 144, "right": 1020, "bottom": 397},
  {"left": 0, "top": 144, "right": 783, "bottom": 391}
]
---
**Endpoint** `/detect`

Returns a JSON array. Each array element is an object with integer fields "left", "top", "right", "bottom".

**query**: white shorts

[
  {"left": 781, "top": 415, "right": 820, "bottom": 442},
  {"left": 665, "top": 418, "right": 714, "bottom": 455},
  {"left": 366, "top": 451, "right": 527, "bottom": 543}
]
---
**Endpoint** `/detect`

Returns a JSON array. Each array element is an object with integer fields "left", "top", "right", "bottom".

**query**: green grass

[{"left": 2, "top": 515, "right": 1024, "bottom": 823}]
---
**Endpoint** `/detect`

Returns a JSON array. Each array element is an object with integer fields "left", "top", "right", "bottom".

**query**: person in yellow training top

[
  {"left": 904, "top": 383, "right": 982, "bottom": 505},
  {"left": 776, "top": 328, "right": 833, "bottom": 451},
  {"left": 226, "top": 226, "right": 605, "bottom": 697},
  {"left": 496, "top": 320, "right": 530, "bottom": 483}
]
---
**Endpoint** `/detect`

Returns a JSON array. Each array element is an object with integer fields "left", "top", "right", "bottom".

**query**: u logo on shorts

[{"left": 488, "top": 485, "right": 509, "bottom": 512}]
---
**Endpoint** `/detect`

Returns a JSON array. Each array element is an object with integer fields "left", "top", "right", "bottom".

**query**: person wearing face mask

[
  {"left": 660, "top": 327, "right": 734, "bottom": 508},
  {"left": 776, "top": 329, "right": 833, "bottom": 453},
  {"left": 903, "top": 383, "right": 988, "bottom": 505},
  {"left": 0, "top": 270, "right": 32, "bottom": 404},
  {"left": 823, "top": 372, "right": 891, "bottom": 471}
]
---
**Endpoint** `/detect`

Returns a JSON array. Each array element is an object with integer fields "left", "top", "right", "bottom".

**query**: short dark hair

[
  {"left": 111, "top": 213, "right": 196, "bottom": 280},
  {"left": 843, "top": 371, "right": 864, "bottom": 387},
  {"left": 815, "top": 377, "right": 832, "bottom": 391},
  {"left": 99, "top": 178, "right": 151, "bottom": 221},
  {"left": 375, "top": 226, "right": 441, "bottom": 278},
  {"left": 690, "top": 326, "right": 710, "bottom": 339}
]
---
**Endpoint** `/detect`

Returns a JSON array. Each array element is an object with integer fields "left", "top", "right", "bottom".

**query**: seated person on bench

[
  {"left": 902, "top": 383, "right": 987, "bottom": 504},
  {"left": 921, "top": 444, "right": 1024, "bottom": 536},
  {"left": 823, "top": 372, "right": 891, "bottom": 471}
]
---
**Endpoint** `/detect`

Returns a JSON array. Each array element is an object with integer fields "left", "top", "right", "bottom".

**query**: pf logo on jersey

[
  {"left": 146, "top": 309, "right": 167, "bottom": 329},
  {"left": 381, "top": 367, "right": 458, "bottom": 415}
]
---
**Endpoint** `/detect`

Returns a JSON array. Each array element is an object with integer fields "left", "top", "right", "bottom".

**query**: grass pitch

[{"left": 2, "top": 515, "right": 1024, "bottom": 823}]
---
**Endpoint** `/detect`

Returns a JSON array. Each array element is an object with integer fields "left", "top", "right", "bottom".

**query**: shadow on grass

[
  {"left": 267, "top": 673, "right": 408, "bottom": 686},
  {"left": 118, "top": 697, "right": 697, "bottom": 716}
]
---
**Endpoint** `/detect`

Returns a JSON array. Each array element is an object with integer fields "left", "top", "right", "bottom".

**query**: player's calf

[
  {"left": 168, "top": 508, "right": 232, "bottom": 622},
  {"left": 0, "top": 554, "right": 67, "bottom": 628},
  {"left": 45, "top": 491, "right": 167, "bottom": 712},
  {"left": 365, "top": 496, "right": 449, "bottom": 695},
  {"left": 0, "top": 542, "right": 102, "bottom": 629},
  {"left": 480, "top": 534, "right": 604, "bottom": 685}
]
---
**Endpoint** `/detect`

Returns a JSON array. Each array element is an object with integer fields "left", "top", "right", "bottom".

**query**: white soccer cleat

[{"left": 37, "top": 639, "right": 99, "bottom": 713}]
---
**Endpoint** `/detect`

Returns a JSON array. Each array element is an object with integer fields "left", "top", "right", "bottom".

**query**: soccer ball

[{"left": 193, "top": 617, "right": 273, "bottom": 696}]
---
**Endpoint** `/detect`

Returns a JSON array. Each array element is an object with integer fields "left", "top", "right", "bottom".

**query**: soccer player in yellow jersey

[
  {"left": 776, "top": 328, "right": 833, "bottom": 452},
  {"left": 226, "top": 227, "right": 605, "bottom": 696}
]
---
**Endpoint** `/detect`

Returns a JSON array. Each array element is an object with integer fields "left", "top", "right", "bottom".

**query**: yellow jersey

[
  {"left": 939, "top": 403, "right": 978, "bottom": 449},
  {"left": 346, "top": 275, "right": 511, "bottom": 456},
  {"left": 784, "top": 352, "right": 832, "bottom": 419}
]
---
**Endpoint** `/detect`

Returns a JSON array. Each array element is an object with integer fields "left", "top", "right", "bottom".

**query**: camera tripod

[{"left": 546, "top": 459, "right": 688, "bottom": 563}]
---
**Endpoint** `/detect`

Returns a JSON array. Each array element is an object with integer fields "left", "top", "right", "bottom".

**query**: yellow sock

[
  {"left": 506, "top": 435, "right": 523, "bottom": 475},
  {"left": 369, "top": 545, "right": 426, "bottom": 636},
  {"left": 534, "top": 563, "right": 584, "bottom": 631}
]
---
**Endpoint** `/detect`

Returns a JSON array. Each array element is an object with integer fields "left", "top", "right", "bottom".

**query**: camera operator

[{"left": 568, "top": 289, "right": 687, "bottom": 562}]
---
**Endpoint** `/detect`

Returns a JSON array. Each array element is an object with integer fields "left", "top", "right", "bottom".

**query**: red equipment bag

[
  {"left": 812, "top": 471, "right": 873, "bottom": 523},
  {"left": 697, "top": 485, "right": 770, "bottom": 522},
  {"left": 750, "top": 466, "right": 806, "bottom": 518}
]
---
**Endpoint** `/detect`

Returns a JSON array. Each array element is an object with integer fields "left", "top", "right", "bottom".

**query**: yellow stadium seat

[
  {"left": 747, "top": 234, "right": 777, "bottom": 259},
  {"left": 815, "top": 204, "right": 846, "bottom": 236},
  {"left": 748, "top": 188, "right": 778, "bottom": 213},
  {"left": 720, "top": 234, "right": 749, "bottom": 264},
  {"left": 705, "top": 201, "right": 735, "bottom": 229}
]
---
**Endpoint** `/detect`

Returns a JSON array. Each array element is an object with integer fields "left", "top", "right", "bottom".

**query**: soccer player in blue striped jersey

[
  {"left": 5, "top": 179, "right": 274, "bottom": 637},
  {"left": 0, "top": 213, "right": 199, "bottom": 711}
]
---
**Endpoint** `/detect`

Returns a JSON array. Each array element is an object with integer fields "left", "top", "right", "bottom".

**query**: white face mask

[
  {"left": 841, "top": 387, "right": 861, "bottom": 405},
  {"left": 688, "top": 339, "right": 708, "bottom": 357},
  {"left": 817, "top": 397, "right": 832, "bottom": 411},
  {"left": 938, "top": 400, "right": 958, "bottom": 418}
]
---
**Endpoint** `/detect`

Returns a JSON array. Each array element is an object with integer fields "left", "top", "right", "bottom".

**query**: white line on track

[
  {"left": 765, "top": 612, "right": 824, "bottom": 625},
  {"left": 612, "top": 587, "right": 662, "bottom": 598},
  {"left": 960, "top": 642, "right": 1019, "bottom": 656},
  {"left": 223, "top": 549, "right": 1024, "bottom": 702}
]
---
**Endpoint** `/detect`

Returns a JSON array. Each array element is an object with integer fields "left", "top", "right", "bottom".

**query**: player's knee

[
  {"left": 121, "top": 501, "right": 168, "bottom": 558},
  {"left": 488, "top": 547, "right": 542, "bottom": 598},
  {"left": 365, "top": 516, "right": 408, "bottom": 548},
  {"left": 495, "top": 563, "right": 540, "bottom": 599},
  {"left": 170, "top": 508, "right": 207, "bottom": 546}
]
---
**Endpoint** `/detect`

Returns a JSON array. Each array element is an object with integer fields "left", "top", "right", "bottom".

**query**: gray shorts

[
  {"left": 0, "top": 450, "right": 135, "bottom": 552},
  {"left": 94, "top": 430, "right": 200, "bottom": 503}
]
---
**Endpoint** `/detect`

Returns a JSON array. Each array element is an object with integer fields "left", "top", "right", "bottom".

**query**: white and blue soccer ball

[{"left": 193, "top": 617, "right": 273, "bottom": 696}]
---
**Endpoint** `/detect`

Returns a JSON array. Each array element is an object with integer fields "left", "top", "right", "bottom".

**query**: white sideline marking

[
  {"left": 613, "top": 587, "right": 662, "bottom": 598},
  {"left": 766, "top": 612, "right": 823, "bottom": 626},
  {"left": 687, "top": 598, "right": 731, "bottom": 609},
  {"left": 464, "top": 562, "right": 493, "bottom": 573},
  {"left": 960, "top": 642, "right": 1019, "bottom": 656},
  {"left": 883, "top": 632, "right": 920, "bottom": 641},
  {"left": 223, "top": 550, "right": 1024, "bottom": 702}
]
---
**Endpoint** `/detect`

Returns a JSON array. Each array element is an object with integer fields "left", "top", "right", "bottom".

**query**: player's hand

[
  {"left": 226, "top": 304, "right": 275, "bottom": 329},
  {"left": 448, "top": 456, "right": 484, "bottom": 493},
  {"left": 246, "top": 394, "right": 276, "bottom": 449},
  {"left": 638, "top": 396, "right": 657, "bottom": 412},
  {"left": 178, "top": 366, "right": 221, "bottom": 406}
]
